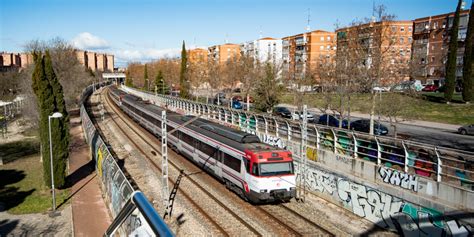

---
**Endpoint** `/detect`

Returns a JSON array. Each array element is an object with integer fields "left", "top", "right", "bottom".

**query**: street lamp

[{"left": 48, "top": 112, "right": 63, "bottom": 212}]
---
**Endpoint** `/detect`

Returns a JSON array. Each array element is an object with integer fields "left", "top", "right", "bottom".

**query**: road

[
  {"left": 389, "top": 123, "right": 474, "bottom": 151},
  {"left": 278, "top": 104, "right": 474, "bottom": 152}
]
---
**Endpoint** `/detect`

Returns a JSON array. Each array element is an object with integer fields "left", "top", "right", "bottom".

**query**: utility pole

[
  {"left": 161, "top": 111, "right": 170, "bottom": 212},
  {"left": 298, "top": 105, "right": 308, "bottom": 202}
]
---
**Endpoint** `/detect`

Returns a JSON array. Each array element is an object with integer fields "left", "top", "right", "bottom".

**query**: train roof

[{"left": 111, "top": 86, "right": 285, "bottom": 154}]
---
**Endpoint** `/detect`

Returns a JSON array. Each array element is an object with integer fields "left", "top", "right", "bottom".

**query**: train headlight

[{"left": 260, "top": 189, "right": 267, "bottom": 193}]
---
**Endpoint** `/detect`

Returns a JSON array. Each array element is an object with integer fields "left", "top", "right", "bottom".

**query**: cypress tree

[
  {"left": 155, "top": 70, "right": 169, "bottom": 95},
  {"left": 44, "top": 51, "right": 69, "bottom": 188},
  {"left": 125, "top": 71, "right": 133, "bottom": 87},
  {"left": 462, "top": 3, "right": 474, "bottom": 102},
  {"left": 144, "top": 64, "right": 149, "bottom": 91},
  {"left": 445, "top": 0, "right": 462, "bottom": 102},
  {"left": 32, "top": 53, "right": 56, "bottom": 188},
  {"left": 179, "top": 41, "right": 189, "bottom": 98}
]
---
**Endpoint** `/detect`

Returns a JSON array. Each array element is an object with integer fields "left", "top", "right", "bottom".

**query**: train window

[
  {"left": 252, "top": 164, "right": 259, "bottom": 176},
  {"left": 181, "top": 132, "right": 194, "bottom": 145},
  {"left": 243, "top": 158, "right": 250, "bottom": 173},
  {"left": 223, "top": 153, "right": 241, "bottom": 172},
  {"left": 201, "top": 142, "right": 217, "bottom": 157},
  {"left": 167, "top": 125, "right": 173, "bottom": 133}
]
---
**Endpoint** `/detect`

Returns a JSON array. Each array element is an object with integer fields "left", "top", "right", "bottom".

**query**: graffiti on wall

[
  {"left": 307, "top": 147, "right": 318, "bottom": 162},
  {"left": 335, "top": 154, "right": 351, "bottom": 165},
  {"left": 294, "top": 162, "right": 472, "bottom": 236},
  {"left": 261, "top": 134, "right": 286, "bottom": 149},
  {"left": 379, "top": 166, "right": 419, "bottom": 192}
]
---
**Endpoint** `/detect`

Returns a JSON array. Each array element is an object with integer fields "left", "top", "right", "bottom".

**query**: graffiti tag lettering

[{"left": 379, "top": 167, "right": 419, "bottom": 192}]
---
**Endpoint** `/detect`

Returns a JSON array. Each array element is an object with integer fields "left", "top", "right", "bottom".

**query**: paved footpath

[{"left": 69, "top": 113, "right": 111, "bottom": 236}]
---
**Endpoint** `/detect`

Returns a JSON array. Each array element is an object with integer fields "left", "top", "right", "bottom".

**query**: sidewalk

[
  {"left": 278, "top": 103, "right": 460, "bottom": 131},
  {"left": 69, "top": 112, "right": 111, "bottom": 236}
]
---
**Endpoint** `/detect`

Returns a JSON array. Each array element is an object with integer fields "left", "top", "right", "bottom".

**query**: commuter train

[{"left": 108, "top": 86, "right": 296, "bottom": 203}]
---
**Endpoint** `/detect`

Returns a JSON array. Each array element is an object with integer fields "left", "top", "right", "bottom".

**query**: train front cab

[{"left": 244, "top": 150, "right": 296, "bottom": 203}]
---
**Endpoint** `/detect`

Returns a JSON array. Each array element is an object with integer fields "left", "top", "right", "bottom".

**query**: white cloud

[
  {"left": 114, "top": 48, "right": 181, "bottom": 62},
  {"left": 71, "top": 32, "right": 110, "bottom": 50}
]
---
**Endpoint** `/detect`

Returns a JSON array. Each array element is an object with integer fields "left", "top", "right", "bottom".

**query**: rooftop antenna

[
  {"left": 371, "top": 0, "right": 376, "bottom": 22},
  {"left": 306, "top": 8, "right": 311, "bottom": 32}
]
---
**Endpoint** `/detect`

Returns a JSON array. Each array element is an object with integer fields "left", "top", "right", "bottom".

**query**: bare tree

[{"left": 336, "top": 5, "right": 408, "bottom": 133}]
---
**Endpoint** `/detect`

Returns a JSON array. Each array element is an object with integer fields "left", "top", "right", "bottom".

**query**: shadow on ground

[
  {"left": 0, "top": 140, "right": 40, "bottom": 164},
  {"left": 0, "top": 220, "right": 19, "bottom": 236},
  {"left": 64, "top": 159, "right": 95, "bottom": 189},
  {"left": 0, "top": 219, "right": 65, "bottom": 236},
  {"left": 0, "top": 169, "right": 35, "bottom": 212}
]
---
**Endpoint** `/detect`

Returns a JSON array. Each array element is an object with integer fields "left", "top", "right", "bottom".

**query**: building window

[
  {"left": 401, "top": 26, "right": 405, "bottom": 32},
  {"left": 320, "top": 36, "right": 324, "bottom": 41},
  {"left": 400, "top": 49, "right": 405, "bottom": 56},
  {"left": 400, "top": 37, "right": 404, "bottom": 44},
  {"left": 320, "top": 45, "right": 324, "bottom": 50},
  {"left": 431, "top": 56, "right": 435, "bottom": 62},
  {"left": 392, "top": 26, "right": 397, "bottom": 32},
  {"left": 408, "top": 37, "right": 413, "bottom": 43},
  {"left": 327, "top": 36, "right": 331, "bottom": 41},
  {"left": 408, "top": 26, "right": 412, "bottom": 32},
  {"left": 327, "top": 45, "right": 331, "bottom": 50}
]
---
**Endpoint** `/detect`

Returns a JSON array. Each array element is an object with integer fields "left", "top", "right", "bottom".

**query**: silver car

[{"left": 458, "top": 124, "right": 474, "bottom": 135}]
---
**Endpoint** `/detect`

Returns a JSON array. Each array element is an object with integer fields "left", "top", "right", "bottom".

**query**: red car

[{"left": 422, "top": 84, "right": 438, "bottom": 92}]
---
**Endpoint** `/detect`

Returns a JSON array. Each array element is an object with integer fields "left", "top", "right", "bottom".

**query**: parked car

[
  {"left": 350, "top": 119, "right": 389, "bottom": 135},
  {"left": 373, "top": 86, "right": 390, "bottom": 92},
  {"left": 273, "top": 107, "right": 292, "bottom": 119},
  {"left": 391, "top": 80, "right": 423, "bottom": 92},
  {"left": 231, "top": 100, "right": 243, "bottom": 109},
  {"left": 458, "top": 124, "right": 474, "bottom": 135},
  {"left": 232, "top": 95, "right": 243, "bottom": 102},
  {"left": 435, "top": 85, "right": 462, "bottom": 93},
  {"left": 213, "top": 93, "right": 227, "bottom": 105},
  {"left": 318, "top": 114, "right": 349, "bottom": 128},
  {"left": 422, "top": 84, "right": 439, "bottom": 92},
  {"left": 292, "top": 111, "right": 315, "bottom": 122}
]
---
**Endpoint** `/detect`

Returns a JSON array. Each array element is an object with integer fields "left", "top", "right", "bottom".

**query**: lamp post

[{"left": 48, "top": 112, "right": 63, "bottom": 212}]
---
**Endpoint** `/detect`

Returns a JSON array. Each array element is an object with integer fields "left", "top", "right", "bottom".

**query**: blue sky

[{"left": 1, "top": 0, "right": 471, "bottom": 66}]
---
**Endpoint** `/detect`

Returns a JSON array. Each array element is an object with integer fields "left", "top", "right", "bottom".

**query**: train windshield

[{"left": 255, "top": 162, "right": 294, "bottom": 176}]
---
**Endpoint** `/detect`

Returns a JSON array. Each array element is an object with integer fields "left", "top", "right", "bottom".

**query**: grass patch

[
  {"left": 0, "top": 155, "right": 70, "bottom": 214},
  {"left": 280, "top": 92, "right": 474, "bottom": 125}
]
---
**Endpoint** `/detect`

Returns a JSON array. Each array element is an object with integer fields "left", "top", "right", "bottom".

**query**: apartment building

[
  {"left": 1, "top": 50, "right": 114, "bottom": 72},
  {"left": 282, "top": 30, "right": 336, "bottom": 80},
  {"left": 208, "top": 43, "right": 241, "bottom": 65},
  {"left": 188, "top": 48, "right": 208, "bottom": 64},
  {"left": 412, "top": 10, "right": 470, "bottom": 84},
  {"left": 336, "top": 20, "right": 413, "bottom": 86},
  {"left": 240, "top": 37, "right": 282, "bottom": 64}
]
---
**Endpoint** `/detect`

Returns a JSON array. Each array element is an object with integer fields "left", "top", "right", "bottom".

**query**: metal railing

[
  {"left": 121, "top": 85, "right": 474, "bottom": 192},
  {"left": 80, "top": 83, "right": 173, "bottom": 236}
]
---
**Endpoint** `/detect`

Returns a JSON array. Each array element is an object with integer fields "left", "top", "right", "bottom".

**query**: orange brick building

[
  {"left": 188, "top": 48, "right": 208, "bottom": 64},
  {"left": 282, "top": 30, "right": 336, "bottom": 80},
  {"left": 208, "top": 43, "right": 241, "bottom": 65},
  {"left": 1, "top": 50, "right": 114, "bottom": 72},
  {"left": 336, "top": 20, "right": 413, "bottom": 86},
  {"left": 412, "top": 10, "right": 470, "bottom": 84}
]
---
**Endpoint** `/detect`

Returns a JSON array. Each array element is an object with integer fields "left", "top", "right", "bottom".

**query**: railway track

[
  {"left": 94, "top": 87, "right": 335, "bottom": 236},
  {"left": 100, "top": 88, "right": 260, "bottom": 236},
  {"left": 256, "top": 204, "right": 335, "bottom": 236}
]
